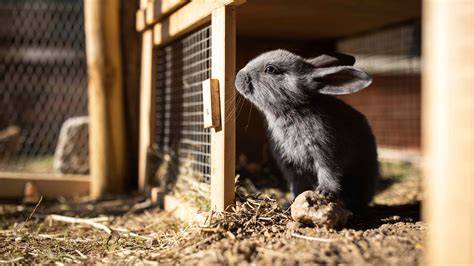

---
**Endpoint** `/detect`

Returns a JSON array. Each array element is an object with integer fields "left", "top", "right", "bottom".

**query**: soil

[{"left": 0, "top": 161, "right": 424, "bottom": 264}]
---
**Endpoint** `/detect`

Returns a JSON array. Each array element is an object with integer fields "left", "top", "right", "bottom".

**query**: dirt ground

[{"left": 0, "top": 161, "right": 424, "bottom": 264}]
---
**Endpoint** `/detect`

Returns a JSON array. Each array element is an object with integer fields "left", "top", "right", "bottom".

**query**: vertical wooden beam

[
  {"left": 84, "top": 0, "right": 127, "bottom": 198},
  {"left": 210, "top": 5, "right": 236, "bottom": 211},
  {"left": 138, "top": 0, "right": 156, "bottom": 192},
  {"left": 422, "top": 0, "right": 474, "bottom": 263}
]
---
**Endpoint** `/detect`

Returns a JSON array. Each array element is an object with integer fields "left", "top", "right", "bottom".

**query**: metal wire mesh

[
  {"left": 337, "top": 22, "right": 421, "bottom": 151},
  {"left": 0, "top": 0, "right": 88, "bottom": 174},
  {"left": 154, "top": 25, "right": 212, "bottom": 190}
]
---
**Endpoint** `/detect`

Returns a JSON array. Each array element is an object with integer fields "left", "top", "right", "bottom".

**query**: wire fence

[
  {"left": 337, "top": 21, "right": 421, "bottom": 151},
  {"left": 0, "top": 0, "right": 89, "bottom": 174},
  {"left": 152, "top": 25, "right": 212, "bottom": 206}
]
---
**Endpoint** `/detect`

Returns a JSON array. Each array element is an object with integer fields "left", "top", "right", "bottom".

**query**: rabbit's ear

[
  {"left": 307, "top": 52, "right": 356, "bottom": 68},
  {"left": 311, "top": 66, "right": 372, "bottom": 95}
]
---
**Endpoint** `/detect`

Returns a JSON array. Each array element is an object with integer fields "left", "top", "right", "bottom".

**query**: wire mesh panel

[
  {"left": 0, "top": 0, "right": 88, "bottom": 174},
  {"left": 153, "top": 25, "right": 212, "bottom": 207},
  {"left": 337, "top": 22, "right": 421, "bottom": 151}
]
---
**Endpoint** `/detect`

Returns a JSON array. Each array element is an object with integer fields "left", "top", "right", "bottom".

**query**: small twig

[
  {"left": 110, "top": 227, "right": 154, "bottom": 240},
  {"left": 291, "top": 232, "right": 336, "bottom": 242},
  {"left": 124, "top": 200, "right": 153, "bottom": 217},
  {"left": 18, "top": 196, "right": 43, "bottom": 231},
  {"left": 202, "top": 211, "right": 214, "bottom": 227},
  {"left": 36, "top": 234, "right": 93, "bottom": 243},
  {"left": 87, "top": 217, "right": 110, "bottom": 222},
  {"left": 26, "top": 196, "right": 43, "bottom": 221},
  {"left": 75, "top": 249, "right": 87, "bottom": 260},
  {"left": 0, "top": 257, "right": 24, "bottom": 264},
  {"left": 46, "top": 214, "right": 112, "bottom": 235}
]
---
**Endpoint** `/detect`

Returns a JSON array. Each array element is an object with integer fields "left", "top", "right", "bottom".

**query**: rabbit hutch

[
  {"left": 136, "top": 0, "right": 422, "bottom": 212},
  {"left": 136, "top": 0, "right": 473, "bottom": 262}
]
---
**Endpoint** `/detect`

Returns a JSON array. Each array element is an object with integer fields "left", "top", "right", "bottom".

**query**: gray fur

[{"left": 235, "top": 50, "right": 379, "bottom": 212}]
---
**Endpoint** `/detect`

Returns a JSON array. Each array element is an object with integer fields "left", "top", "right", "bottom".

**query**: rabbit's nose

[{"left": 235, "top": 70, "right": 252, "bottom": 94}]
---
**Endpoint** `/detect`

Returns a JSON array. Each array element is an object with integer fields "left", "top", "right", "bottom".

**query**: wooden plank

[
  {"left": 84, "top": 0, "right": 127, "bottom": 198},
  {"left": 138, "top": 29, "right": 156, "bottom": 192},
  {"left": 138, "top": 0, "right": 156, "bottom": 193},
  {"left": 146, "top": 0, "right": 189, "bottom": 26},
  {"left": 0, "top": 173, "right": 89, "bottom": 199},
  {"left": 202, "top": 79, "right": 221, "bottom": 128},
  {"left": 210, "top": 5, "right": 236, "bottom": 211},
  {"left": 237, "top": 0, "right": 421, "bottom": 39},
  {"left": 153, "top": 0, "right": 245, "bottom": 47},
  {"left": 422, "top": 0, "right": 474, "bottom": 264},
  {"left": 136, "top": 9, "right": 147, "bottom": 32}
]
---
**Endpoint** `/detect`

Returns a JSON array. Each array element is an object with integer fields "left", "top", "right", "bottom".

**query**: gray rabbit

[{"left": 235, "top": 50, "right": 378, "bottom": 212}]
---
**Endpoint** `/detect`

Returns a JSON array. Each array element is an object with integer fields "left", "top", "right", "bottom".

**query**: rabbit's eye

[{"left": 264, "top": 65, "right": 281, "bottom": 75}]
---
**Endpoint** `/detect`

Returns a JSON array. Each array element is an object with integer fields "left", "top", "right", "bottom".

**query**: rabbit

[{"left": 234, "top": 49, "right": 378, "bottom": 212}]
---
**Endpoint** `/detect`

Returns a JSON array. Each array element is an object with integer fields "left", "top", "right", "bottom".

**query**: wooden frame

[
  {"left": 153, "top": 0, "right": 244, "bottom": 47},
  {"left": 137, "top": 0, "right": 242, "bottom": 212},
  {"left": 0, "top": 173, "right": 89, "bottom": 199}
]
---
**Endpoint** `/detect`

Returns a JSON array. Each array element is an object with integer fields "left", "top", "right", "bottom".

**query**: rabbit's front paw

[{"left": 315, "top": 187, "right": 336, "bottom": 200}]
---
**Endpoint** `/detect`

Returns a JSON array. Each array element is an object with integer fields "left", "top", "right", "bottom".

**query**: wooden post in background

[
  {"left": 138, "top": 0, "right": 156, "bottom": 192},
  {"left": 422, "top": 0, "right": 474, "bottom": 263},
  {"left": 120, "top": 0, "right": 141, "bottom": 190},
  {"left": 84, "top": 0, "right": 127, "bottom": 198},
  {"left": 211, "top": 5, "right": 236, "bottom": 211}
]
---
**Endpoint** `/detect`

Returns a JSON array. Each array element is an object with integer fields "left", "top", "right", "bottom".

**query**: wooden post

[
  {"left": 210, "top": 5, "right": 236, "bottom": 211},
  {"left": 138, "top": 0, "right": 156, "bottom": 192},
  {"left": 422, "top": 0, "right": 474, "bottom": 263},
  {"left": 84, "top": 0, "right": 127, "bottom": 198}
]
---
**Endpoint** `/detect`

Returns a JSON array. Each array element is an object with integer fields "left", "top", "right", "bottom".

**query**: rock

[
  {"left": 0, "top": 126, "right": 21, "bottom": 159},
  {"left": 53, "top": 116, "right": 89, "bottom": 175},
  {"left": 290, "top": 190, "right": 352, "bottom": 229}
]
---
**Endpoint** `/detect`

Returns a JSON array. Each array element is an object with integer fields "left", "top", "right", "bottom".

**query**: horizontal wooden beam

[
  {"left": 0, "top": 173, "right": 90, "bottom": 199},
  {"left": 153, "top": 0, "right": 245, "bottom": 47},
  {"left": 146, "top": 0, "right": 189, "bottom": 26}
]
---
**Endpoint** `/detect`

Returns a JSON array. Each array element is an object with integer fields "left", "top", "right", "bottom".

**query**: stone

[
  {"left": 53, "top": 116, "right": 89, "bottom": 175},
  {"left": 290, "top": 190, "right": 353, "bottom": 229}
]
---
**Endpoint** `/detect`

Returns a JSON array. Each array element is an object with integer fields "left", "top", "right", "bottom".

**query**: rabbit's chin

[{"left": 235, "top": 83, "right": 254, "bottom": 97}]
